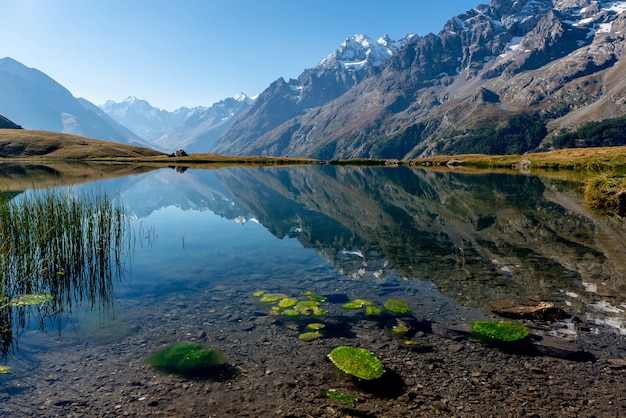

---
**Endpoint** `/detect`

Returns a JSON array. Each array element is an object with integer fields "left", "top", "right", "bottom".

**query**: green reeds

[{"left": 0, "top": 188, "right": 131, "bottom": 356}]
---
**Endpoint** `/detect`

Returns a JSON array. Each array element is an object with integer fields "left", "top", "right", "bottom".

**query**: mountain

[
  {"left": 212, "top": 33, "right": 416, "bottom": 155},
  {"left": 99, "top": 96, "right": 202, "bottom": 143},
  {"left": 0, "top": 114, "right": 21, "bottom": 129},
  {"left": 0, "top": 57, "right": 147, "bottom": 146},
  {"left": 100, "top": 93, "right": 252, "bottom": 153},
  {"left": 212, "top": 0, "right": 626, "bottom": 159}
]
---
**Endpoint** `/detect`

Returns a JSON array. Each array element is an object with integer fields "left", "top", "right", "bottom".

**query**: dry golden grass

[
  {"left": 408, "top": 146, "right": 626, "bottom": 171},
  {"left": 0, "top": 130, "right": 164, "bottom": 159}
]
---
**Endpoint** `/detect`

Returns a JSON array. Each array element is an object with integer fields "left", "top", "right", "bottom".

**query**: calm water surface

[{"left": 2, "top": 164, "right": 626, "bottom": 399}]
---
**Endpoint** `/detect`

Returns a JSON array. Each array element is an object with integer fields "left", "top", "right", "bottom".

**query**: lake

[{"left": 1, "top": 164, "right": 626, "bottom": 417}]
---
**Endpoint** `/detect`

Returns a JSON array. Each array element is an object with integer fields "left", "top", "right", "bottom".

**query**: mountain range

[
  {"left": 100, "top": 94, "right": 252, "bottom": 153},
  {"left": 0, "top": 57, "right": 147, "bottom": 147},
  {"left": 212, "top": 0, "right": 626, "bottom": 159},
  {"left": 4, "top": 0, "right": 626, "bottom": 159}
]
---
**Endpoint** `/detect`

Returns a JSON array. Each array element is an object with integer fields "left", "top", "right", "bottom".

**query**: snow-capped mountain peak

[
  {"left": 318, "top": 33, "right": 417, "bottom": 71},
  {"left": 233, "top": 92, "right": 252, "bottom": 103}
]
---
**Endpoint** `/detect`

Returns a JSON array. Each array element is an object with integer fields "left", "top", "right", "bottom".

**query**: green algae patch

[
  {"left": 472, "top": 321, "right": 530, "bottom": 342},
  {"left": 278, "top": 297, "right": 298, "bottom": 308},
  {"left": 259, "top": 293, "right": 290, "bottom": 303},
  {"left": 0, "top": 365, "right": 11, "bottom": 374},
  {"left": 321, "top": 389, "right": 358, "bottom": 403},
  {"left": 383, "top": 299, "right": 411, "bottom": 315},
  {"left": 298, "top": 331, "right": 323, "bottom": 342},
  {"left": 300, "top": 291, "right": 327, "bottom": 302},
  {"left": 342, "top": 299, "right": 374, "bottom": 309},
  {"left": 365, "top": 305, "right": 382, "bottom": 316},
  {"left": 306, "top": 323, "right": 326, "bottom": 330},
  {"left": 328, "top": 346, "right": 384, "bottom": 380},
  {"left": 146, "top": 342, "right": 227, "bottom": 376},
  {"left": 252, "top": 290, "right": 266, "bottom": 297}
]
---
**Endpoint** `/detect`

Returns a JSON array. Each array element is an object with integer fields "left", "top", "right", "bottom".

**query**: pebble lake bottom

[{"left": 1, "top": 165, "right": 625, "bottom": 417}]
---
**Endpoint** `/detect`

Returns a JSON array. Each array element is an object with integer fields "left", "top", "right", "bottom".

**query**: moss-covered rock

[
  {"left": 472, "top": 321, "right": 530, "bottom": 342},
  {"left": 145, "top": 342, "right": 227, "bottom": 376},
  {"left": 328, "top": 346, "right": 384, "bottom": 380},
  {"left": 383, "top": 299, "right": 411, "bottom": 315}
]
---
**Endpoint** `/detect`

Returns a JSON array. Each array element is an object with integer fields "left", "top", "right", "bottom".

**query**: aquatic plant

[
  {"left": 7, "top": 293, "right": 53, "bottom": 307},
  {"left": 0, "top": 365, "right": 11, "bottom": 374},
  {"left": 300, "top": 291, "right": 327, "bottom": 302},
  {"left": 391, "top": 325, "right": 409, "bottom": 335},
  {"left": 383, "top": 299, "right": 412, "bottom": 315},
  {"left": 306, "top": 323, "right": 325, "bottom": 330},
  {"left": 259, "top": 293, "right": 290, "bottom": 303},
  {"left": 328, "top": 346, "right": 384, "bottom": 380},
  {"left": 342, "top": 299, "right": 374, "bottom": 309},
  {"left": 365, "top": 305, "right": 382, "bottom": 316},
  {"left": 298, "top": 331, "right": 322, "bottom": 342},
  {"left": 277, "top": 297, "right": 298, "bottom": 308},
  {"left": 0, "top": 189, "right": 131, "bottom": 358},
  {"left": 145, "top": 341, "right": 227, "bottom": 375},
  {"left": 321, "top": 389, "right": 358, "bottom": 403},
  {"left": 472, "top": 321, "right": 530, "bottom": 342}
]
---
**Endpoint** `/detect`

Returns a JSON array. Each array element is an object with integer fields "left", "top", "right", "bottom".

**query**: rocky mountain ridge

[
  {"left": 212, "top": 33, "right": 416, "bottom": 155},
  {"left": 212, "top": 0, "right": 626, "bottom": 159}
]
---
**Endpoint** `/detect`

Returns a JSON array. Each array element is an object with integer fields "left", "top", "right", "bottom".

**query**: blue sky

[{"left": 1, "top": 0, "right": 481, "bottom": 110}]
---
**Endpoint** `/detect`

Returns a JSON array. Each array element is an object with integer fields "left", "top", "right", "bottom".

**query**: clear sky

[{"left": 1, "top": 0, "right": 481, "bottom": 111}]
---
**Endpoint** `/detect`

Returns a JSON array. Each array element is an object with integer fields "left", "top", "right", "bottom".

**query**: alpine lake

[{"left": 1, "top": 162, "right": 626, "bottom": 417}]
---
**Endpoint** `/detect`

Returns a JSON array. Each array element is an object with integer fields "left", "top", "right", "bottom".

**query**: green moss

[
  {"left": 383, "top": 299, "right": 412, "bottom": 315},
  {"left": 328, "top": 346, "right": 384, "bottom": 380},
  {"left": 145, "top": 342, "right": 227, "bottom": 375},
  {"left": 472, "top": 321, "right": 530, "bottom": 342}
]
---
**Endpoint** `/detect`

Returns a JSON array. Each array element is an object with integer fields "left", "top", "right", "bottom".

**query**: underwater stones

[
  {"left": 328, "top": 346, "right": 384, "bottom": 380},
  {"left": 472, "top": 321, "right": 530, "bottom": 343},
  {"left": 383, "top": 299, "right": 411, "bottom": 316},
  {"left": 145, "top": 341, "right": 227, "bottom": 376}
]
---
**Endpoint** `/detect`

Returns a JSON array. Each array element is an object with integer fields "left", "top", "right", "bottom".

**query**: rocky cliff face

[{"left": 213, "top": 0, "right": 626, "bottom": 159}]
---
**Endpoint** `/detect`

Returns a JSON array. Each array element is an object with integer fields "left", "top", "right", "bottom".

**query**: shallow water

[{"left": 2, "top": 165, "right": 626, "bottom": 415}]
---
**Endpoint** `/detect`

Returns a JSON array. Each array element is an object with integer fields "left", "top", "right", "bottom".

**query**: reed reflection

[{"left": 0, "top": 189, "right": 132, "bottom": 357}]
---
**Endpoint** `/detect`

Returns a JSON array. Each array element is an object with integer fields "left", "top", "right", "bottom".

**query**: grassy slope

[{"left": 0, "top": 130, "right": 164, "bottom": 159}]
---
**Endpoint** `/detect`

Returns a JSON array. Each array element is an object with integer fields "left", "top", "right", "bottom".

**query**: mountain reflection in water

[
  {"left": 88, "top": 164, "right": 626, "bottom": 336},
  {"left": 7, "top": 163, "right": 623, "bottom": 345}
]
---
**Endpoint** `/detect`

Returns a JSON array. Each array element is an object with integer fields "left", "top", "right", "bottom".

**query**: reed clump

[
  {"left": 584, "top": 173, "right": 626, "bottom": 216},
  {"left": 0, "top": 189, "right": 131, "bottom": 356}
]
